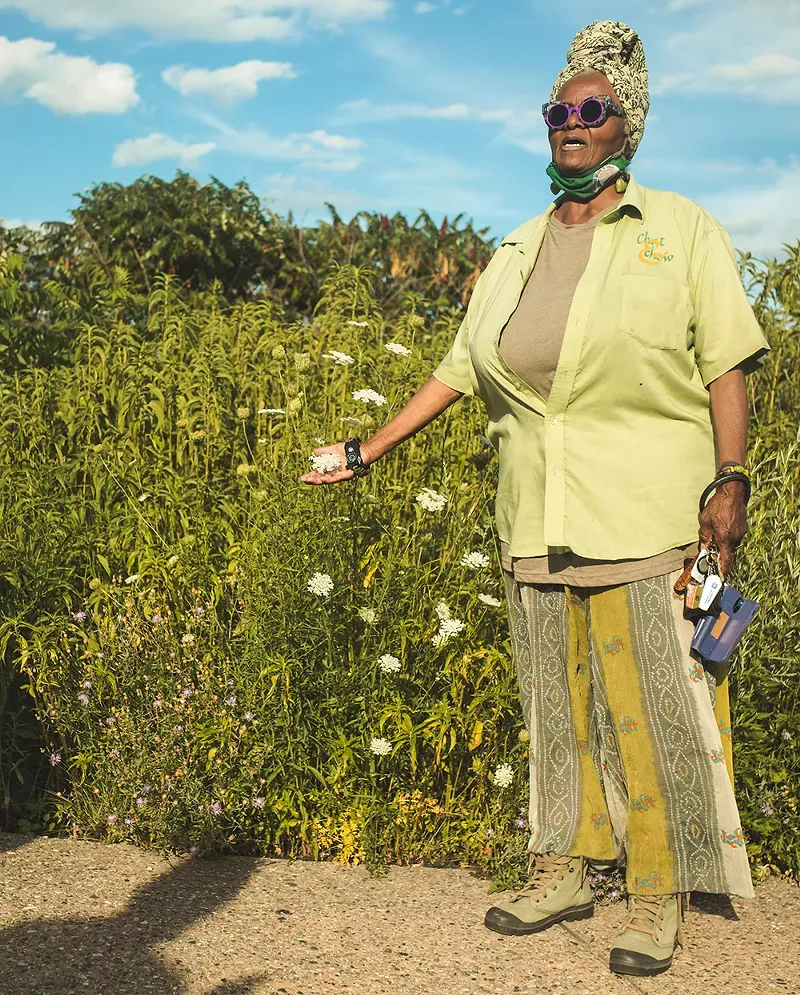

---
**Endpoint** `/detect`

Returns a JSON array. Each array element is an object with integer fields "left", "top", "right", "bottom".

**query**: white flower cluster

[
  {"left": 348, "top": 320, "right": 370, "bottom": 328},
  {"left": 432, "top": 601, "right": 465, "bottom": 647},
  {"left": 307, "top": 572, "right": 334, "bottom": 597},
  {"left": 258, "top": 407, "right": 285, "bottom": 414},
  {"left": 415, "top": 487, "right": 447, "bottom": 513},
  {"left": 370, "top": 737, "right": 392, "bottom": 756},
  {"left": 461, "top": 550, "right": 490, "bottom": 571},
  {"left": 352, "top": 388, "right": 387, "bottom": 407},
  {"left": 378, "top": 654, "right": 401, "bottom": 674},
  {"left": 309, "top": 453, "right": 342, "bottom": 473},
  {"left": 322, "top": 350, "right": 356, "bottom": 366},
  {"left": 478, "top": 593, "right": 502, "bottom": 607},
  {"left": 493, "top": 762, "right": 514, "bottom": 789},
  {"left": 384, "top": 342, "right": 412, "bottom": 356},
  {"left": 358, "top": 607, "right": 378, "bottom": 624}
]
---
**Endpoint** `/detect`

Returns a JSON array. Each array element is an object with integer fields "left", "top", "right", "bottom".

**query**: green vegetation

[{"left": 0, "top": 175, "right": 797, "bottom": 884}]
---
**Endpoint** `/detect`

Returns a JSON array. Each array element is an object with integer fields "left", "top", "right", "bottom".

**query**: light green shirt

[{"left": 432, "top": 176, "right": 770, "bottom": 560}]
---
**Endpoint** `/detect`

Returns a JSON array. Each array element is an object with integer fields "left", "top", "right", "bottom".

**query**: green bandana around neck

[{"left": 546, "top": 153, "right": 631, "bottom": 200}]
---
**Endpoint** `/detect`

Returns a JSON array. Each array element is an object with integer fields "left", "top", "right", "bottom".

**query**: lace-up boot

[
  {"left": 609, "top": 894, "right": 682, "bottom": 976},
  {"left": 484, "top": 853, "right": 593, "bottom": 935}
]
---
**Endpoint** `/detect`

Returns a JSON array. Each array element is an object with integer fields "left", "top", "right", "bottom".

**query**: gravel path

[{"left": 1, "top": 833, "right": 798, "bottom": 995}]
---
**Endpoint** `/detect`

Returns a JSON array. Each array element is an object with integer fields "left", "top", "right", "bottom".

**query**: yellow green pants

[{"left": 503, "top": 568, "right": 754, "bottom": 898}]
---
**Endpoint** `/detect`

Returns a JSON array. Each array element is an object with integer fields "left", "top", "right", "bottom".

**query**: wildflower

[
  {"left": 378, "top": 654, "right": 401, "bottom": 674},
  {"left": 236, "top": 406, "right": 250, "bottom": 419},
  {"left": 435, "top": 601, "right": 451, "bottom": 621},
  {"left": 236, "top": 463, "right": 256, "bottom": 476},
  {"left": 493, "top": 762, "right": 514, "bottom": 789},
  {"left": 432, "top": 616, "right": 465, "bottom": 647},
  {"left": 782, "top": 730, "right": 793, "bottom": 742},
  {"left": 190, "top": 430, "right": 206, "bottom": 442},
  {"left": 253, "top": 796, "right": 265, "bottom": 809},
  {"left": 82, "top": 679, "right": 93, "bottom": 689},
  {"left": 485, "top": 828, "right": 495, "bottom": 838},
  {"left": 124, "top": 574, "right": 139, "bottom": 585},
  {"left": 225, "top": 695, "right": 237, "bottom": 707},
  {"left": 48, "top": 751, "right": 61, "bottom": 766},
  {"left": 244, "top": 711, "right": 254, "bottom": 722},
  {"left": 124, "top": 817, "right": 134, "bottom": 826},
  {"left": 348, "top": 320, "right": 370, "bottom": 328},
  {"left": 352, "top": 388, "right": 387, "bottom": 407},
  {"left": 151, "top": 612, "right": 163, "bottom": 623},
  {"left": 322, "top": 350, "right": 356, "bottom": 366},
  {"left": 258, "top": 437, "right": 267, "bottom": 444},
  {"left": 358, "top": 608, "right": 378, "bottom": 624},
  {"left": 761, "top": 804, "right": 773, "bottom": 815},
  {"left": 175, "top": 724, "right": 184, "bottom": 733},
  {"left": 167, "top": 554, "right": 179, "bottom": 566},
  {"left": 415, "top": 488, "right": 447, "bottom": 513},
  {"left": 181, "top": 688, "right": 193, "bottom": 699},
  {"left": 309, "top": 453, "right": 342, "bottom": 473},
  {"left": 193, "top": 606, "right": 206, "bottom": 615},
  {"left": 385, "top": 342, "right": 412, "bottom": 356},
  {"left": 78, "top": 693, "right": 90, "bottom": 706},
  {"left": 105, "top": 717, "right": 115, "bottom": 726},
  {"left": 72, "top": 610, "right": 87, "bottom": 622},
  {"left": 211, "top": 802, "right": 223, "bottom": 816},
  {"left": 307, "top": 572, "right": 334, "bottom": 597},
  {"left": 514, "top": 817, "right": 527, "bottom": 829},
  {"left": 258, "top": 408, "right": 285, "bottom": 415},
  {"left": 107, "top": 814, "right": 118, "bottom": 825},
  {"left": 271, "top": 344, "right": 286, "bottom": 359},
  {"left": 370, "top": 737, "right": 392, "bottom": 756},
  {"left": 181, "top": 633, "right": 195, "bottom": 646},
  {"left": 136, "top": 797, "right": 147, "bottom": 809},
  {"left": 142, "top": 784, "right": 152, "bottom": 794},
  {"left": 138, "top": 493, "right": 149, "bottom": 503},
  {"left": 294, "top": 352, "right": 311, "bottom": 372},
  {"left": 152, "top": 699, "right": 163, "bottom": 710},
  {"left": 478, "top": 593, "right": 502, "bottom": 607},
  {"left": 461, "top": 550, "right": 490, "bottom": 570},
  {"left": 109, "top": 749, "right": 120, "bottom": 758}
]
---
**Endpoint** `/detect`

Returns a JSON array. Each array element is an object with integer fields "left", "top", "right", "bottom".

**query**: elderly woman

[{"left": 300, "top": 19, "right": 769, "bottom": 979}]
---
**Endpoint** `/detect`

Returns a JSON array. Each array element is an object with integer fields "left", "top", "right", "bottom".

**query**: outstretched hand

[
  {"left": 299, "top": 440, "right": 374, "bottom": 486},
  {"left": 698, "top": 480, "right": 748, "bottom": 577}
]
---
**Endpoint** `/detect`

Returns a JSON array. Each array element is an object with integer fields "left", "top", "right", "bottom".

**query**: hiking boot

[
  {"left": 484, "top": 853, "right": 593, "bottom": 936},
  {"left": 609, "top": 894, "right": 682, "bottom": 976}
]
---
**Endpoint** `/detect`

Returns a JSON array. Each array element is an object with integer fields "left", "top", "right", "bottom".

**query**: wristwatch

[{"left": 344, "top": 437, "right": 370, "bottom": 478}]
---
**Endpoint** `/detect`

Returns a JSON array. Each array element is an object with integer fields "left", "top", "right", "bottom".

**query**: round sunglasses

[{"left": 541, "top": 95, "right": 625, "bottom": 131}]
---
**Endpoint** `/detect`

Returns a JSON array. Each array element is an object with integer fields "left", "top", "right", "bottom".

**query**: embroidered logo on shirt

[{"left": 637, "top": 231, "right": 675, "bottom": 265}]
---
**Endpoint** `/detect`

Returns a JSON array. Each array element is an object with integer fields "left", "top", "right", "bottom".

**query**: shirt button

[
  {"left": 551, "top": 418, "right": 557, "bottom": 425},
  {"left": 551, "top": 468, "right": 558, "bottom": 475}
]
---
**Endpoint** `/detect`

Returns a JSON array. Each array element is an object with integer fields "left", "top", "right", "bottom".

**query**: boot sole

[
  {"left": 609, "top": 948, "right": 674, "bottom": 977},
  {"left": 484, "top": 902, "right": 594, "bottom": 936}
]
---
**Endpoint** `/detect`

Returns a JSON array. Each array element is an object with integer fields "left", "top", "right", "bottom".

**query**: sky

[{"left": 0, "top": 0, "right": 798, "bottom": 256}]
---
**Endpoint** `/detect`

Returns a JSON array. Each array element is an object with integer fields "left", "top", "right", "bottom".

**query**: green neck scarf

[{"left": 546, "top": 153, "right": 631, "bottom": 201}]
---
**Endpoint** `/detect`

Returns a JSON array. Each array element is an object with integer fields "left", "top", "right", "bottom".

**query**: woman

[{"left": 300, "top": 20, "right": 769, "bottom": 979}]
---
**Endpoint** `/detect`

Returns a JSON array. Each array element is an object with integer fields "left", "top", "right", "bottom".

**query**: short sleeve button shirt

[{"left": 432, "top": 176, "right": 770, "bottom": 560}]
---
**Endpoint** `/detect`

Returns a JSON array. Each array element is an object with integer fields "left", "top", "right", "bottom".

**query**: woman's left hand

[{"left": 698, "top": 480, "right": 748, "bottom": 577}]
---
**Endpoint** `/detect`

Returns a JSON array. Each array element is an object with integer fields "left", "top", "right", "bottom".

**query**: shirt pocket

[{"left": 619, "top": 274, "right": 691, "bottom": 351}]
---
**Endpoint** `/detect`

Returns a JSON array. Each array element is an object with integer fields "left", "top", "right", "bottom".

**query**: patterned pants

[{"left": 503, "top": 568, "right": 754, "bottom": 898}]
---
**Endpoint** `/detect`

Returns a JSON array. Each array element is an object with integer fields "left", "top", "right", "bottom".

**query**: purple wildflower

[
  {"left": 48, "top": 751, "right": 61, "bottom": 766},
  {"left": 124, "top": 817, "right": 134, "bottom": 826},
  {"left": 151, "top": 613, "right": 163, "bottom": 624},
  {"left": 153, "top": 699, "right": 163, "bottom": 710},
  {"left": 78, "top": 693, "right": 90, "bottom": 706},
  {"left": 193, "top": 606, "right": 206, "bottom": 615},
  {"left": 107, "top": 814, "right": 118, "bottom": 825},
  {"left": 72, "top": 611, "right": 87, "bottom": 622},
  {"left": 514, "top": 817, "right": 527, "bottom": 829},
  {"left": 211, "top": 802, "right": 223, "bottom": 816},
  {"left": 761, "top": 804, "right": 773, "bottom": 815},
  {"left": 82, "top": 679, "right": 93, "bottom": 689},
  {"left": 225, "top": 695, "right": 237, "bottom": 707},
  {"left": 244, "top": 711, "right": 254, "bottom": 722},
  {"left": 175, "top": 724, "right": 184, "bottom": 733},
  {"left": 181, "top": 688, "right": 193, "bottom": 699},
  {"left": 253, "top": 796, "right": 265, "bottom": 809},
  {"left": 136, "top": 796, "right": 147, "bottom": 809},
  {"left": 105, "top": 717, "right": 115, "bottom": 726}
]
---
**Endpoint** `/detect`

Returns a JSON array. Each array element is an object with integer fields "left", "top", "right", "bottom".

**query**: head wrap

[{"left": 551, "top": 20, "right": 649, "bottom": 156}]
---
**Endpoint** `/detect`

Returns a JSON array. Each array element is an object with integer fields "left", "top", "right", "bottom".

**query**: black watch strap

[{"left": 344, "top": 437, "right": 370, "bottom": 477}]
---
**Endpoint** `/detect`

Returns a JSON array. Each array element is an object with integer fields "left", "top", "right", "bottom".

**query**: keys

[{"left": 683, "top": 542, "right": 724, "bottom": 618}]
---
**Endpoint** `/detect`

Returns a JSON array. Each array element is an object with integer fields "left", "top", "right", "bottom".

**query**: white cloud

[
  {"left": 301, "top": 158, "right": 361, "bottom": 173},
  {"left": 0, "top": 217, "right": 43, "bottom": 229},
  {"left": 414, "top": 2, "right": 437, "bottom": 12},
  {"left": 0, "top": 0, "right": 391, "bottom": 41},
  {"left": 655, "top": 52, "right": 800, "bottom": 100},
  {"left": 261, "top": 172, "right": 364, "bottom": 218},
  {"left": 339, "top": 98, "right": 472, "bottom": 122},
  {"left": 163, "top": 61, "right": 296, "bottom": 105},
  {"left": 708, "top": 53, "right": 800, "bottom": 81},
  {"left": 0, "top": 35, "right": 138, "bottom": 113},
  {"left": 112, "top": 133, "right": 216, "bottom": 167}
]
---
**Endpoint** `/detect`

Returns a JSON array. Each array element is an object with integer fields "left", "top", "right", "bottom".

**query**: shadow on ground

[{"left": 0, "top": 837, "right": 268, "bottom": 995}]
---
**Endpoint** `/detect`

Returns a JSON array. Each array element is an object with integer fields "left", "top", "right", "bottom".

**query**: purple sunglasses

[{"left": 542, "top": 94, "right": 625, "bottom": 131}]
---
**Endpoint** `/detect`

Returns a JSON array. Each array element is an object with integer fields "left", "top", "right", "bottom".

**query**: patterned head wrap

[{"left": 551, "top": 20, "right": 649, "bottom": 156}]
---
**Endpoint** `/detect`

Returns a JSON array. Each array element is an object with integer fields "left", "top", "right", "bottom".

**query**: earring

[{"left": 615, "top": 172, "right": 629, "bottom": 194}]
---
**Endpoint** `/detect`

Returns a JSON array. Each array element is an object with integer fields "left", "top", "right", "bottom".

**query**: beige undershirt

[{"left": 497, "top": 209, "right": 697, "bottom": 586}]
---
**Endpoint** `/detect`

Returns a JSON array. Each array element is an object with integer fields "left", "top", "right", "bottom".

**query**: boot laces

[
  {"left": 513, "top": 853, "right": 576, "bottom": 901},
  {"left": 622, "top": 893, "right": 686, "bottom": 949}
]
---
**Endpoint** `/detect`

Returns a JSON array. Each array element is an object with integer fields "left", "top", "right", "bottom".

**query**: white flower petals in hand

[
  {"left": 307, "top": 572, "right": 334, "bottom": 597},
  {"left": 370, "top": 737, "right": 392, "bottom": 756},
  {"left": 309, "top": 453, "right": 342, "bottom": 473},
  {"left": 322, "top": 351, "right": 356, "bottom": 366},
  {"left": 493, "top": 762, "right": 514, "bottom": 789},
  {"left": 352, "top": 388, "right": 387, "bottom": 407},
  {"left": 415, "top": 488, "right": 447, "bottom": 513},
  {"left": 461, "top": 550, "right": 490, "bottom": 570},
  {"left": 384, "top": 342, "right": 412, "bottom": 356}
]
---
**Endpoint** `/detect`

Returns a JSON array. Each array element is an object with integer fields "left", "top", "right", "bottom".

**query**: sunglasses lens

[
  {"left": 580, "top": 98, "right": 605, "bottom": 124},
  {"left": 546, "top": 103, "right": 569, "bottom": 129}
]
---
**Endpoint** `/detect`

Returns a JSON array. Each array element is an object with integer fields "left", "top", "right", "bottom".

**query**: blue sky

[{"left": 1, "top": 0, "right": 798, "bottom": 255}]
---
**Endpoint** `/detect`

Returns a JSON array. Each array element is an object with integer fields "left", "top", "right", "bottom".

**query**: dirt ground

[{"left": 1, "top": 833, "right": 798, "bottom": 995}]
